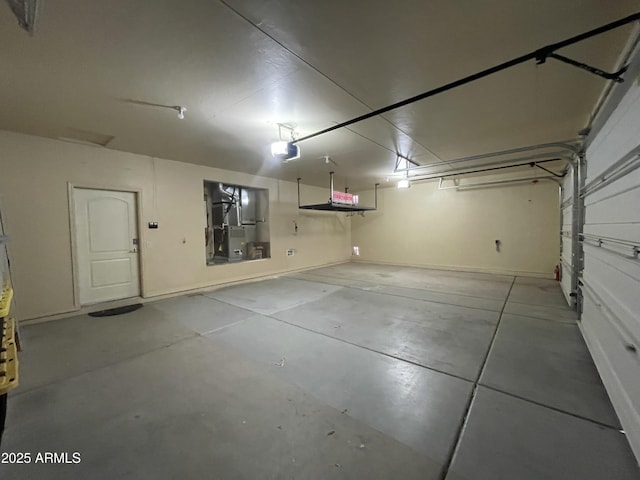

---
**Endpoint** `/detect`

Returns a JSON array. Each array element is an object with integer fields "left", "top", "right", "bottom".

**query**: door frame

[{"left": 68, "top": 183, "right": 145, "bottom": 310}]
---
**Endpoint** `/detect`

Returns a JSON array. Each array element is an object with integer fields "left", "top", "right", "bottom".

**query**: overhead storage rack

[{"left": 297, "top": 172, "right": 378, "bottom": 213}]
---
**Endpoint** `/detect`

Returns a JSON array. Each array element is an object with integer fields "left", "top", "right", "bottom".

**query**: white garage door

[
  {"left": 560, "top": 163, "right": 576, "bottom": 306},
  {"left": 580, "top": 81, "right": 640, "bottom": 460}
]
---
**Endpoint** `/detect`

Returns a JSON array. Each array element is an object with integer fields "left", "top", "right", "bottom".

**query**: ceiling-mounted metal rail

[
  {"left": 395, "top": 154, "right": 419, "bottom": 171},
  {"left": 405, "top": 157, "right": 564, "bottom": 183},
  {"left": 394, "top": 141, "right": 579, "bottom": 173},
  {"left": 297, "top": 173, "right": 379, "bottom": 212},
  {"left": 292, "top": 13, "right": 640, "bottom": 146},
  {"left": 438, "top": 175, "right": 559, "bottom": 191},
  {"left": 539, "top": 52, "right": 628, "bottom": 83},
  {"left": 533, "top": 163, "right": 565, "bottom": 178}
]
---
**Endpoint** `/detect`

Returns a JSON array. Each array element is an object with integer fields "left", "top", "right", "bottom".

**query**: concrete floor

[{"left": 2, "top": 262, "right": 639, "bottom": 479}]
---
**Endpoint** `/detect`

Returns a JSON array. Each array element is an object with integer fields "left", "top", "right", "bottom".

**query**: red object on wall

[{"left": 554, "top": 264, "right": 561, "bottom": 281}]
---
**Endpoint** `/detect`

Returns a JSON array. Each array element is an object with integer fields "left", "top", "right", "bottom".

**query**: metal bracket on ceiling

[
  {"left": 394, "top": 154, "right": 419, "bottom": 172},
  {"left": 529, "top": 162, "right": 566, "bottom": 178},
  {"left": 277, "top": 123, "right": 298, "bottom": 141},
  {"left": 535, "top": 49, "right": 628, "bottom": 83}
]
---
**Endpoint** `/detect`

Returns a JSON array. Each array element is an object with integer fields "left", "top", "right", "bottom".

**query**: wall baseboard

[
  {"left": 351, "top": 258, "right": 554, "bottom": 279},
  {"left": 20, "top": 259, "right": 351, "bottom": 326}
]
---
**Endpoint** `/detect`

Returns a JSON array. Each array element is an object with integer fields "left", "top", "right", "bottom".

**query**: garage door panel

[
  {"left": 584, "top": 172, "right": 640, "bottom": 218},
  {"left": 586, "top": 85, "right": 640, "bottom": 179},
  {"left": 582, "top": 79, "right": 640, "bottom": 462},
  {"left": 560, "top": 270, "right": 573, "bottom": 304},
  {"left": 582, "top": 294, "right": 640, "bottom": 403},
  {"left": 583, "top": 243, "right": 640, "bottom": 288},
  {"left": 561, "top": 236, "right": 572, "bottom": 258},
  {"left": 584, "top": 224, "right": 640, "bottom": 243},
  {"left": 582, "top": 262, "right": 640, "bottom": 342},
  {"left": 560, "top": 232, "right": 573, "bottom": 303},
  {"left": 585, "top": 193, "right": 640, "bottom": 224},
  {"left": 581, "top": 294, "right": 640, "bottom": 458},
  {"left": 560, "top": 167, "right": 575, "bottom": 305}
]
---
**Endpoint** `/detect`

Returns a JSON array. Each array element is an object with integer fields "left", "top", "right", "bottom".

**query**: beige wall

[
  {"left": 0, "top": 130, "right": 562, "bottom": 319},
  {"left": 0, "top": 131, "right": 351, "bottom": 320},
  {"left": 352, "top": 178, "right": 560, "bottom": 276}
]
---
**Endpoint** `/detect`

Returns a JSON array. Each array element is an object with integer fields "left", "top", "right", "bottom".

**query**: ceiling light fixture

[
  {"left": 396, "top": 155, "right": 412, "bottom": 188},
  {"left": 271, "top": 123, "right": 300, "bottom": 162},
  {"left": 322, "top": 155, "right": 338, "bottom": 166},
  {"left": 397, "top": 178, "right": 411, "bottom": 189},
  {"left": 174, "top": 106, "right": 186, "bottom": 120},
  {"left": 271, "top": 141, "right": 299, "bottom": 158}
]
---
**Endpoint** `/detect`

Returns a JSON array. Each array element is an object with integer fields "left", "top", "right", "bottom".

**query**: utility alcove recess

[{"left": 204, "top": 181, "right": 270, "bottom": 265}]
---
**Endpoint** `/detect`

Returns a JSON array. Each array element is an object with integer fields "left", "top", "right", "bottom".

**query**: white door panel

[
  {"left": 90, "top": 258, "right": 133, "bottom": 288},
  {"left": 88, "top": 198, "right": 131, "bottom": 252},
  {"left": 74, "top": 188, "right": 140, "bottom": 305}
]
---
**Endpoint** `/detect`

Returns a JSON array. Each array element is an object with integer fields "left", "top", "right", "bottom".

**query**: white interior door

[{"left": 74, "top": 188, "right": 140, "bottom": 305}]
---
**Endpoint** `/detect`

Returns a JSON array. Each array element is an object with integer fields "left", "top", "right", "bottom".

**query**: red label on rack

[{"left": 332, "top": 192, "right": 358, "bottom": 205}]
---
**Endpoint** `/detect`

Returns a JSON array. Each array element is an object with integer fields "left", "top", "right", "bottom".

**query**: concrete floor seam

[
  {"left": 506, "top": 301, "right": 580, "bottom": 313},
  {"left": 7, "top": 264, "right": 637, "bottom": 479},
  {"left": 202, "top": 288, "right": 482, "bottom": 383},
  {"left": 478, "top": 384, "right": 623, "bottom": 431},
  {"left": 9, "top": 333, "right": 200, "bottom": 400},
  {"left": 507, "top": 299, "right": 578, "bottom": 312},
  {"left": 290, "top": 275, "right": 507, "bottom": 314},
  {"left": 197, "top": 318, "right": 250, "bottom": 336},
  {"left": 203, "top": 305, "right": 477, "bottom": 385},
  {"left": 476, "top": 276, "right": 516, "bottom": 385},
  {"left": 501, "top": 312, "right": 578, "bottom": 325},
  {"left": 437, "top": 275, "right": 517, "bottom": 480},
  {"left": 293, "top": 271, "right": 511, "bottom": 301},
  {"left": 204, "top": 280, "right": 513, "bottom": 385},
  {"left": 176, "top": 279, "right": 598, "bottom": 440}
]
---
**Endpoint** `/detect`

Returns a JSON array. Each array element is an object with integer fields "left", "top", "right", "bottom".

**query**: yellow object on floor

[
  {"left": 0, "top": 286, "right": 12, "bottom": 318},
  {"left": 0, "top": 318, "right": 19, "bottom": 395}
]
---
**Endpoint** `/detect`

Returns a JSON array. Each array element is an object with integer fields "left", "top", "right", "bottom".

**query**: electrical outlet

[{"left": 286, "top": 249, "right": 295, "bottom": 256}]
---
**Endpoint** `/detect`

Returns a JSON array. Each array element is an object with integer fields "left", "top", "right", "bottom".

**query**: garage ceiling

[{"left": 0, "top": 1, "right": 638, "bottom": 190}]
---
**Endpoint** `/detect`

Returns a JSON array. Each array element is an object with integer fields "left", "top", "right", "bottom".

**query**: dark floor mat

[{"left": 88, "top": 304, "right": 143, "bottom": 317}]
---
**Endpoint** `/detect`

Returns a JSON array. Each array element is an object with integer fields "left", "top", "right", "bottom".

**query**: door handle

[{"left": 129, "top": 248, "right": 138, "bottom": 253}]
